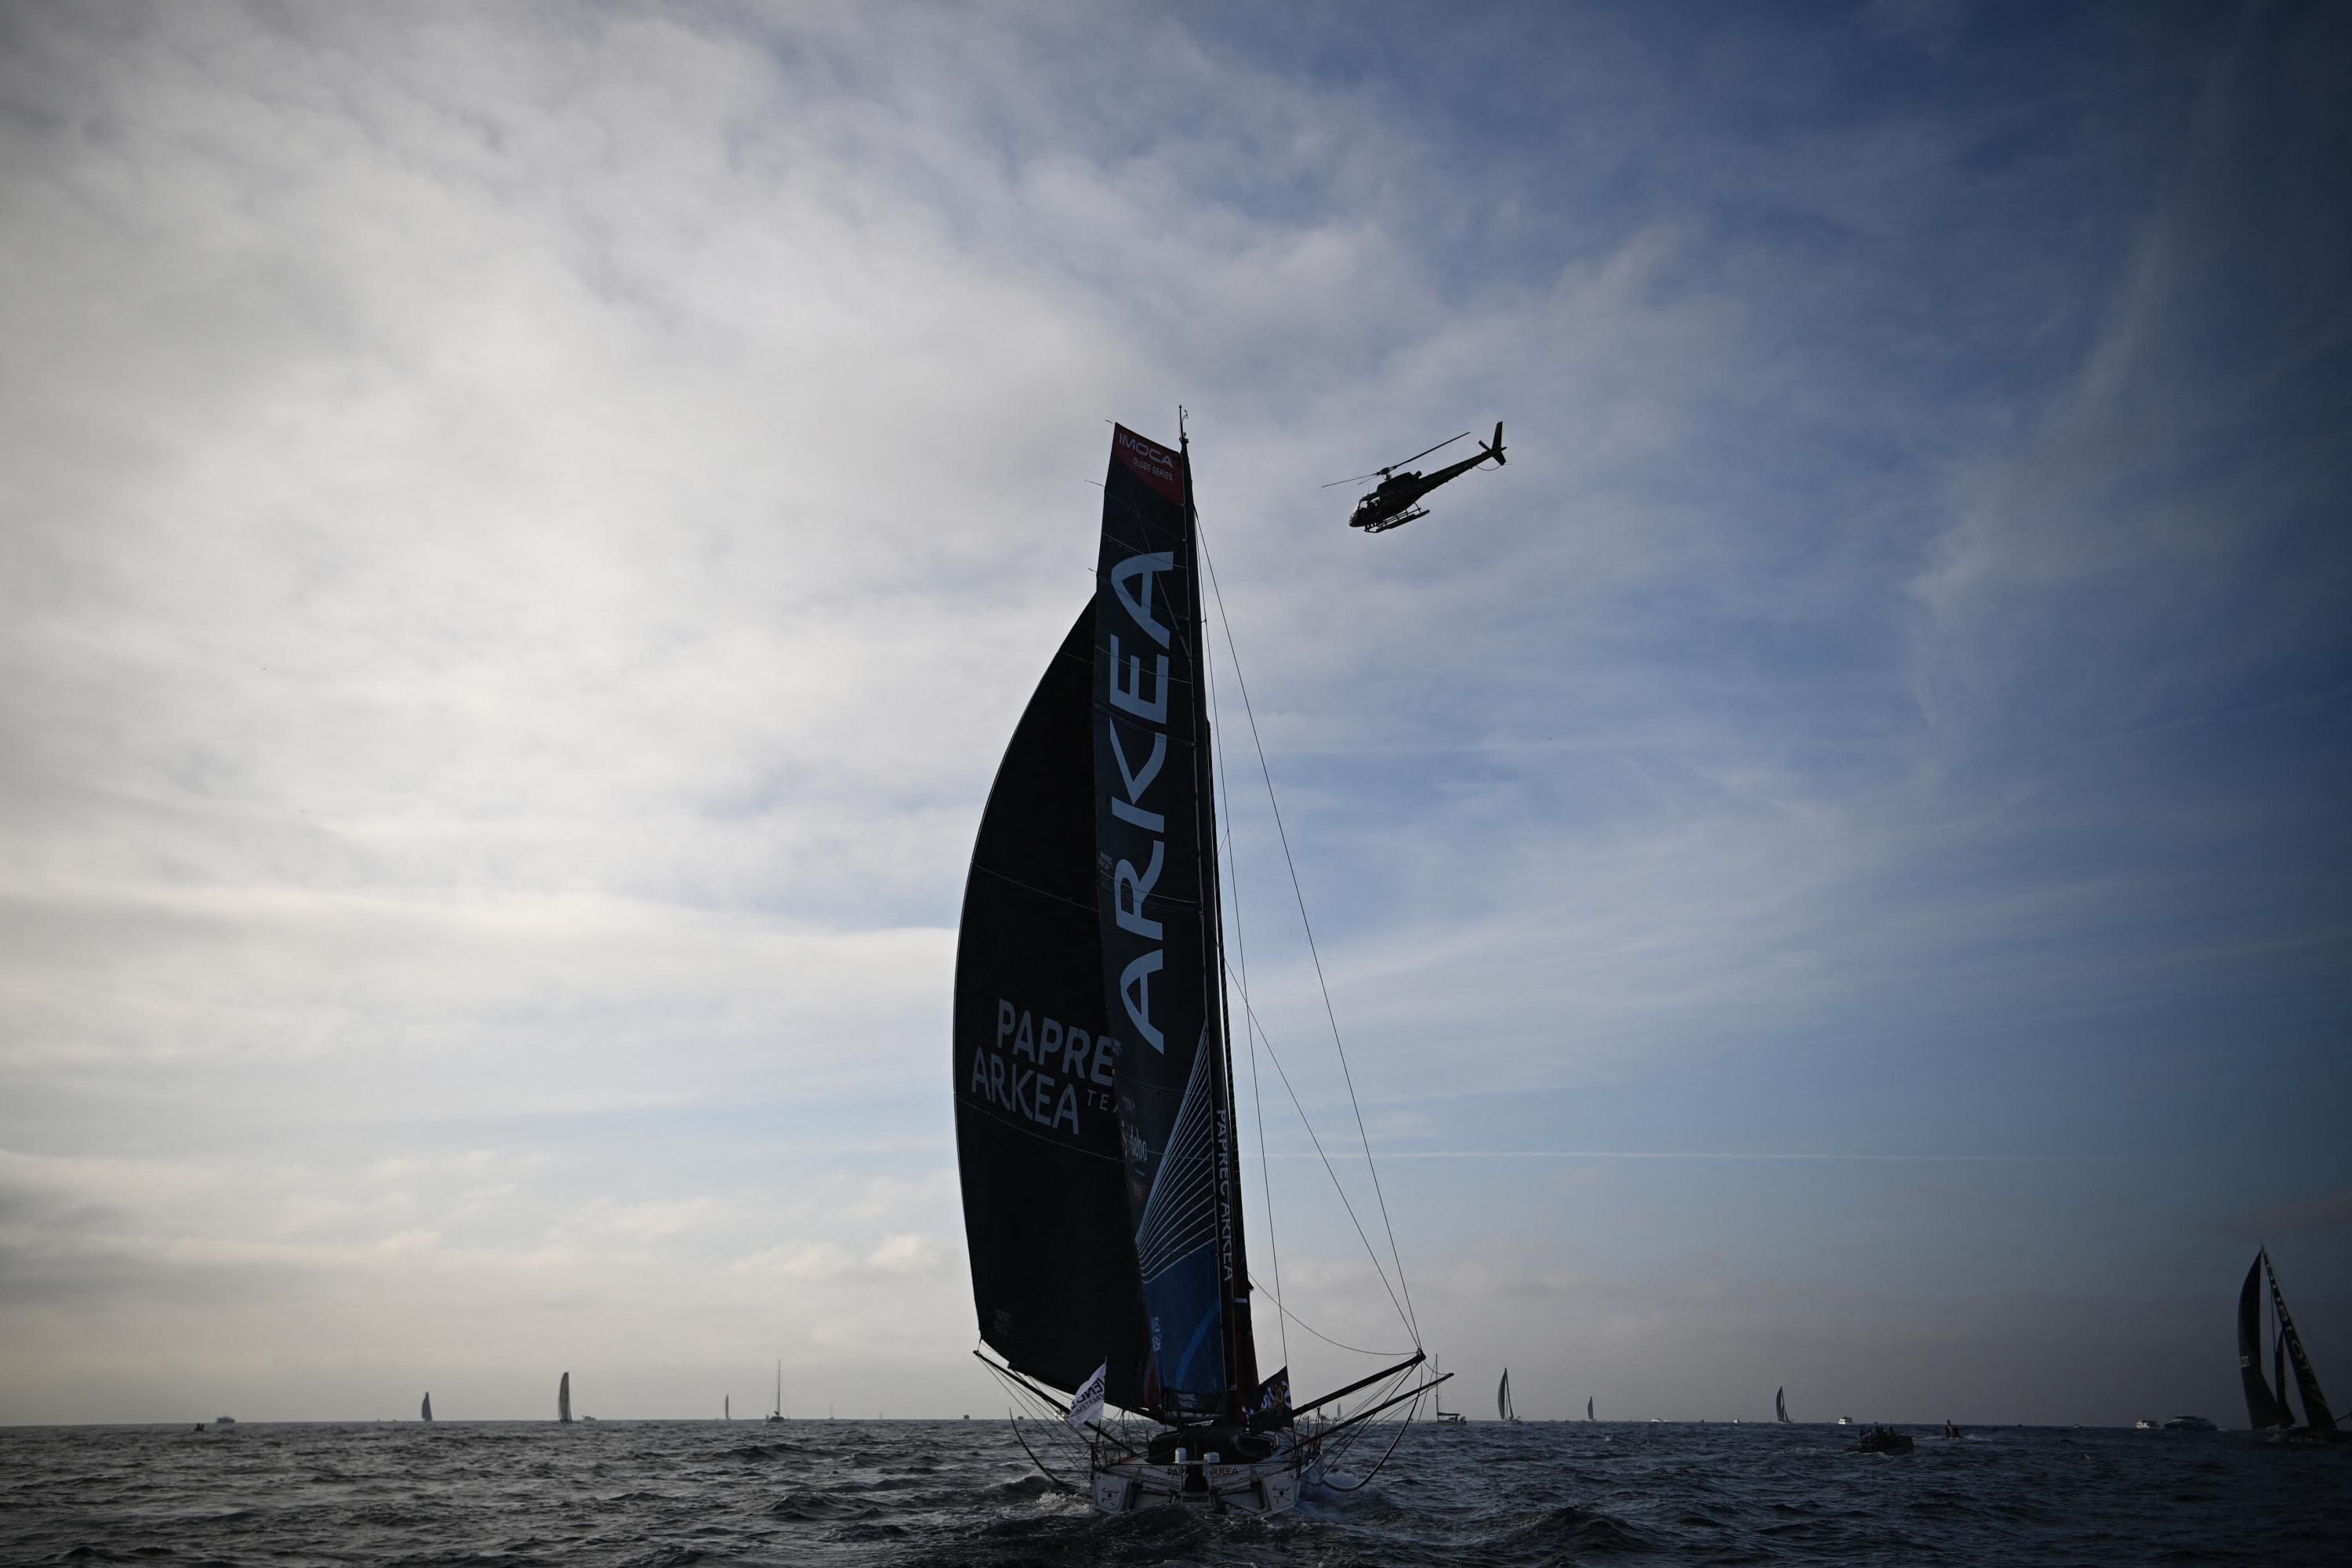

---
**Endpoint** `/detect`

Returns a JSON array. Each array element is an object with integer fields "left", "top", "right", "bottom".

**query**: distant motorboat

[
  {"left": 1835, "top": 1415, "right": 1852, "bottom": 1426},
  {"left": 2135, "top": 1417, "right": 2161, "bottom": 1430},
  {"left": 2161, "top": 1415, "right": 2216, "bottom": 1432},
  {"left": 212, "top": 1416, "right": 236, "bottom": 1427},
  {"left": 1851, "top": 1425, "right": 1913, "bottom": 1455}
]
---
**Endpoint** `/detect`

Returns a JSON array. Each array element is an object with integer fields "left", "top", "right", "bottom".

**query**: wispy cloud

[{"left": 0, "top": 1, "right": 2343, "bottom": 1423}]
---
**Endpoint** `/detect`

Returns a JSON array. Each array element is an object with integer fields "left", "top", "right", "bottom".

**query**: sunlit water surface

[{"left": 4, "top": 1418, "right": 2345, "bottom": 1565}]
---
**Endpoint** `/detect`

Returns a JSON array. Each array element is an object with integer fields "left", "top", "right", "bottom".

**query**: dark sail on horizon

[
  {"left": 1091, "top": 423, "right": 1256, "bottom": 1420},
  {"left": 2239, "top": 1254, "right": 2295, "bottom": 1429},
  {"left": 953, "top": 605, "right": 1153, "bottom": 1408},
  {"left": 2263, "top": 1248, "right": 2337, "bottom": 1433}
]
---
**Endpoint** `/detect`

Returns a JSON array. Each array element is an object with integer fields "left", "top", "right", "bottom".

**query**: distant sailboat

[
  {"left": 557, "top": 1371, "right": 572, "bottom": 1425},
  {"left": 1432, "top": 1357, "right": 1467, "bottom": 1424},
  {"left": 2239, "top": 1247, "right": 2339, "bottom": 1440},
  {"left": 1587, "top": 1396, "right": 1595, "bottom": 1422},
  {"left": 1497, "top": 1370, "right": 1520, "bottom": 1423},
  {"left": 1776, "top": 1386, "right": 1791, "bottom": 1424},
  {"left": 420, "top": 1392, "right": 433, "bottom": 1423},
  {"left": 766, "top": 1361, "right": 786, "bottom": 1424},
  {"left": 724, "top": 1395, "right": 730, "bottom": 1421}
]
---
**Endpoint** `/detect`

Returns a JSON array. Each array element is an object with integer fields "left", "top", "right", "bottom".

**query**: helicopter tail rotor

[{"left": 1479, "top": 421, "right": 1505, "bottom": 466}]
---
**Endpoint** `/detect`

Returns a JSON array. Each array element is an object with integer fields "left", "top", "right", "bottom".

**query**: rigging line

[
  {"left": 1195, "top": 519, "right": 1421, "bottom": 1347},
  {"left": 1229, "top": 983, "right": 1411, "bottom": 1334},
  {"left": 1247, "top": 1279, "right": 1414, "bottom": 1358},
  {"left": 1207, "top": 600, "right": 1290, "bottom": 1379}
]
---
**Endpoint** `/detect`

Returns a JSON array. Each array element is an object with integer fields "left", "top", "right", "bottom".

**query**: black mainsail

[
  {"left": 2263, "top": 1248, "right": 2337, "bottom": 1434},
  {"left": 2239, "top": 1253, "right": 2295, "bottom": 1430},
  {"left": 1776, "top": 1386, "right": 1790, "bottom": 1424},
  {"left": 953, "top": 604, "right": 1153, "bottom": 1409},
  {"left": 1091, "top": 424, "right": 1257, "bottom": 1421},
  {"left": 956, "top": 423, "right": 1258, "bottom": 1425}
]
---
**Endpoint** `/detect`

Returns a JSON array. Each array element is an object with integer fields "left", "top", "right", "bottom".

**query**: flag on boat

[
  {"left": 1248, "top": 1366, "right": 1292, "bottom": 1431},
  {"left": 1069, "top": 1360, "right": 1109, "bottom": 1431}
]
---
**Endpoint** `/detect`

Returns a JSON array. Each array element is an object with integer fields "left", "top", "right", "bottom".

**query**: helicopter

[{"left": 1325, "top": 421, "right": 1506, "bottom": 533}]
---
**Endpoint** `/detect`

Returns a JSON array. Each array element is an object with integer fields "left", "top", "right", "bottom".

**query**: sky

[{"left": 1, "top": 0, "right": 2346, "bottom": 1428}]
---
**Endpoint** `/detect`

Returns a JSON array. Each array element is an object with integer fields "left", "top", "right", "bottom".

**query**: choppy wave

[{"left": 2, "top": 1418, "right": 2343, "bottom": 1566}]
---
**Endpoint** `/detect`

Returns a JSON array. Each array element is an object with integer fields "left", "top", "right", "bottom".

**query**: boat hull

[{"left": 1090, "top": 1453, "right": 1304, "bottom": 1515}]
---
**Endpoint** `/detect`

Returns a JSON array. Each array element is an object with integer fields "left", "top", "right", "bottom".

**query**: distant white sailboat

[
  {"left": 1497, "top": 1370, "right": 1521, "bottom": 1423},
  {"left": 558, "top": 1371, "right": 572, "bottom": 1424},
  {"left": 766, "top": 1360, "right": 786, "bottom": 1424},
  {"left": 1432, "top": 1357, "right": 1466, "bottom": 1425}
]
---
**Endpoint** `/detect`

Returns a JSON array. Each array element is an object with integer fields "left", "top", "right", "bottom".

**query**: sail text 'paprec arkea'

[{"left": 953, "top": 604, "right": 1153, "bottom": 1410}]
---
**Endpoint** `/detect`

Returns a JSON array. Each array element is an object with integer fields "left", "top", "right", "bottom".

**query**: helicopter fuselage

[{"left": 1348, "top": 447, "right": 1497, "bottom": 532}]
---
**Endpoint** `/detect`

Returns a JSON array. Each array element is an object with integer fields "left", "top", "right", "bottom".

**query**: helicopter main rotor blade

[
  {"left": 1388, "top": 431, "right": 1472, "bottom": 470},
  {"left": 1320, "top": 470, "right": 1385, "bottom": 489}
]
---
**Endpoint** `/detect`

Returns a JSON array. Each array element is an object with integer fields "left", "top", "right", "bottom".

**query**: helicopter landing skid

[{"left": 1357, "top": 508, "right": 1428, "bottom": 535}]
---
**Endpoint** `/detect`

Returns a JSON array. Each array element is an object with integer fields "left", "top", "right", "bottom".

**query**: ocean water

[{"left": 3, "top": 1418, "right": 2346, "bottom": 1566}]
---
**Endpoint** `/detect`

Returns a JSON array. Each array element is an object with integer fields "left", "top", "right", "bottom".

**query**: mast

[{"left": 1181, "top": 409, "right": 1257, "bottom": 1421}]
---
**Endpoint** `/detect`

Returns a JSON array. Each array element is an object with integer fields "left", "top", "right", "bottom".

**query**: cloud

[{"left": 0, "top": 1, "right": 2344, "bottom": 1425}]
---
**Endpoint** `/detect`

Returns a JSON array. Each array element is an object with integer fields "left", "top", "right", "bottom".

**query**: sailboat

[
  {"left": 2238, "top": 1247, "right": 2339, "bottom": 1442},
  {"left": 1587, "top": 1396, "right": 1595, "bottom": 1422},
  {"left": 1433, "top": 1358, "right": 1466, "bottom": 1425},
  {"left": 1776, "top": 1386, "right": 1791, "bottom": 1424},
  {"left": 954, "top": 419, "right": 1442, "bottom": 1516},
  {"left": 1497, "top": 1370, "right": 1520, "bottom": 1423},
  {"left": 724, "top": 1395, "right": 730, "bottom": 1421},
  {"left": 420, "top": 1392, "right": 433, "bottom": 1423},
  {"left": 766, "top": 1361, "right": 786, "bottom": 1424},
  {"left": 557, "top": 1372, "right": 572, "bottom": 1425}
]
